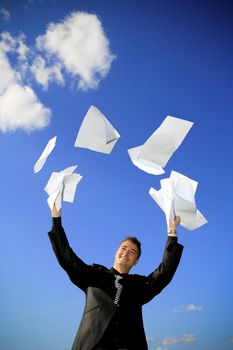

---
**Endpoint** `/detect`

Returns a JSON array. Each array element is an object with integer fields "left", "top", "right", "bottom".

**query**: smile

[{"left": 119, "top": 256, "right": 129, "bottom": 263}]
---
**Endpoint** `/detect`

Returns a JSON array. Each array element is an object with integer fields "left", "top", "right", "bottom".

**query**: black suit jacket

[
  {"left": 72, "top": 287, "right": 116, "bottom": 350},
  {"left": 48, "top": 218, "right": 183, "bottom": 350}
]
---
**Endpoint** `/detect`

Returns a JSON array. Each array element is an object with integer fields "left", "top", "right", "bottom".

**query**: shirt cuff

[
  {"left": 167, "top": 236, "right": 178, "bottom": 243},
  {"left": 52, "top": 216, "right": 62, "bottom": 229}
]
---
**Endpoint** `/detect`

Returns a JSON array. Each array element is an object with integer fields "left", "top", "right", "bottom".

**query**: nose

[{"left": 122, "top": 249, "right": 130, "bottom": 257}]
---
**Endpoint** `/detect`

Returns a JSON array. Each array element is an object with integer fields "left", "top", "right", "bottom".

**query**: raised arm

[
  {"left": 142, "top": 216, "right": 183, "bottom": 304},
  {"left": 48, "top": 205, "right": 94, "bottom": 291}
]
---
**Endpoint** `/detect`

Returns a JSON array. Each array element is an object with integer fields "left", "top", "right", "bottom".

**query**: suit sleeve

[
  {"left": 48, "top": 217, "right": 95, "bottom": 292},
  {"left": 141, "top": 237, "right": 183, "bottom": 304}
]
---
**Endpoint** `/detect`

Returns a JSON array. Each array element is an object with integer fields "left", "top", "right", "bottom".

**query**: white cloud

[
  {"left": 0, "top": 83, "right": 51, "bottom": 132},
  {"left": 155, "top": 347, "right": 167, "bottom": 350},
  {"left": 30, "top": 55, "right": 64, "bottom": 89},
  {"left": 35, "top": 11, "right": 116, "bottom": 90},
  {"left": 1, "top": 12, "right": 115, "bottom": 92},
  {"left": 0, "top": 11, "right": 115, "bottom": 132},
  {"left": 0, "top": 31, "right": 29, "bottom": 60},
  {"left": 0, "top": 50, "right": 20, "bottom": 94},
  {"left": 0, "top": 33, "right": 51, "bottom": 133},
  {"left": 162, "top": 334, "right": 197, "bottom": 345},
  {"left": 173, "top": 304, "right": 204, "bottom": 313},
  {"left": 186, "top": 304, "right": 204, "bottom": 311},
  {"left": 0, "top": 7, "right": 10, "bottom": 21},
  {"left": 0, "top": 31, "right": 15, "bottom": 53}
]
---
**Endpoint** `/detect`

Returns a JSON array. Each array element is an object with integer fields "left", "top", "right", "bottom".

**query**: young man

[{"left": 48, "top": 205, "right": 183, "bottom": 350}]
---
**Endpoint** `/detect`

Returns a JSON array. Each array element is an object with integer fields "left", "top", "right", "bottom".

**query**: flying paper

[
  {"left": 34, "top": 136, "right": 57, "bottom": 173},
  {"left": 74, "top": 105, "right": 120, "bottom": 154},
  {"left": 149, "top": 171, "right": 207, "bottom": 230},
  {"left": 128, "top": 116, "right": 193, "bottom": 175},
  {"left": 44, "top": 166, "right": 82, "bottom": 211}
]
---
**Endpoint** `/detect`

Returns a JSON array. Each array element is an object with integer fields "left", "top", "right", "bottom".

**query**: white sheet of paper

[
  {"left": 34, "top": 136, "right": 57, "bottom": 173},
  {"left": 128, "top": 116, "right": 193, "bottom": 175},
  {"left": 149, "top": 171, "right": 207, "bottom": 230},
  {"left": 44, "top": 165, "right": 82, "bottom": 211},
  {"left": 74, "top": 105, "right": 120, "bottom": 154}
]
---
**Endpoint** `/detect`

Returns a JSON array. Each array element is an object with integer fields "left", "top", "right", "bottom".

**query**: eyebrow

[{"left": 121, "top": 245, "right": 138, "bottom": 254}]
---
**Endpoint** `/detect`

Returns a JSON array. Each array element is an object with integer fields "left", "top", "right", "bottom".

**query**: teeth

[{"left": 120, "top": 258, "right": 128, "bottom": 262}]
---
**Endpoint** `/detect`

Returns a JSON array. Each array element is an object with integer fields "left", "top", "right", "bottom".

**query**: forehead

[{"left": 118, "top": 240, "right": 138, "bottom": 252}]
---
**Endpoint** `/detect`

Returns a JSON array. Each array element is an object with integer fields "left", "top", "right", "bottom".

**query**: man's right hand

[{"left": 52, "top": 204, "right": 61, "bottom": 218}]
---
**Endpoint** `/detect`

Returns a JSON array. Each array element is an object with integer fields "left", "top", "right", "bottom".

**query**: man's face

[{"left": 114, "top": 240, "right": 139, "bottom": 273}]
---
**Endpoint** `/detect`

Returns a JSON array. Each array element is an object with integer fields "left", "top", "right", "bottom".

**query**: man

[{"left": 48, "top": 204, "right": 183, "bottom": 350}]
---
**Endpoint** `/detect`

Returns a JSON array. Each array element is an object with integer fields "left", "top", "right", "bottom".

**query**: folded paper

[
  {"left": 128, "top": 116, "right": 193, "bottom": 175},
  {"left": 74, "top": 105, "right": 120, "bottom": 154},
  {"left": 44, "top": 165, "right": 82, "bottom": 211},
  {"left": 34, "top": 136, "right": 57, "bottom": 173},
  {"left": 149, "top": 171, "right": 207, "bottom": 230}
]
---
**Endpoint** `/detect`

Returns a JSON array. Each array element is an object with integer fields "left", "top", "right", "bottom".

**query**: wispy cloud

[
  {"left": 173, "top": 304, "right": 204, "bottom": 313},
  {"left": 0, "top": 32, "right": 51, "bottom": 132},
  {"left": 146, "top": 337, "right": 167, "bottom": 350},
  {"left": 30, "top": 55, "right": 64, "bottom": 89},
  {"left": 0, "top": 31, "right": 29, "bottom": 60},
  {"left": 24, "top": 0, "right": 36, "bottom": 9},
  {"left": 0, "top": 7, "right": 10, "bottom": 21},
  {"left": 162, "top": 334, "right": 197, "bottom": 345},
  {"left": 34, "top": 11, "right": 116, "bottom": 90},
  {"left": 147, "top": 336, "right": 155, "bottom": 344},
  {"left": 228, "top": 336, "right": 233, "bottom": 343}
]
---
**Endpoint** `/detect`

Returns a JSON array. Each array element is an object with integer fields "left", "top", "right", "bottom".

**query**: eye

[{"left": 129, "top": 250, "right": 137, "bottom": 256}]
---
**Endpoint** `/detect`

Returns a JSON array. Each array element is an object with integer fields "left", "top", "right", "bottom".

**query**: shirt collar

[{"left": 109, "top": 267, "right": 128, "bottom": 276}]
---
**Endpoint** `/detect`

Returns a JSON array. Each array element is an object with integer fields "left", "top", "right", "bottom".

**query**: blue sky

[{"left": 0, "top": 1, "right": 233, "bottom": 349}]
